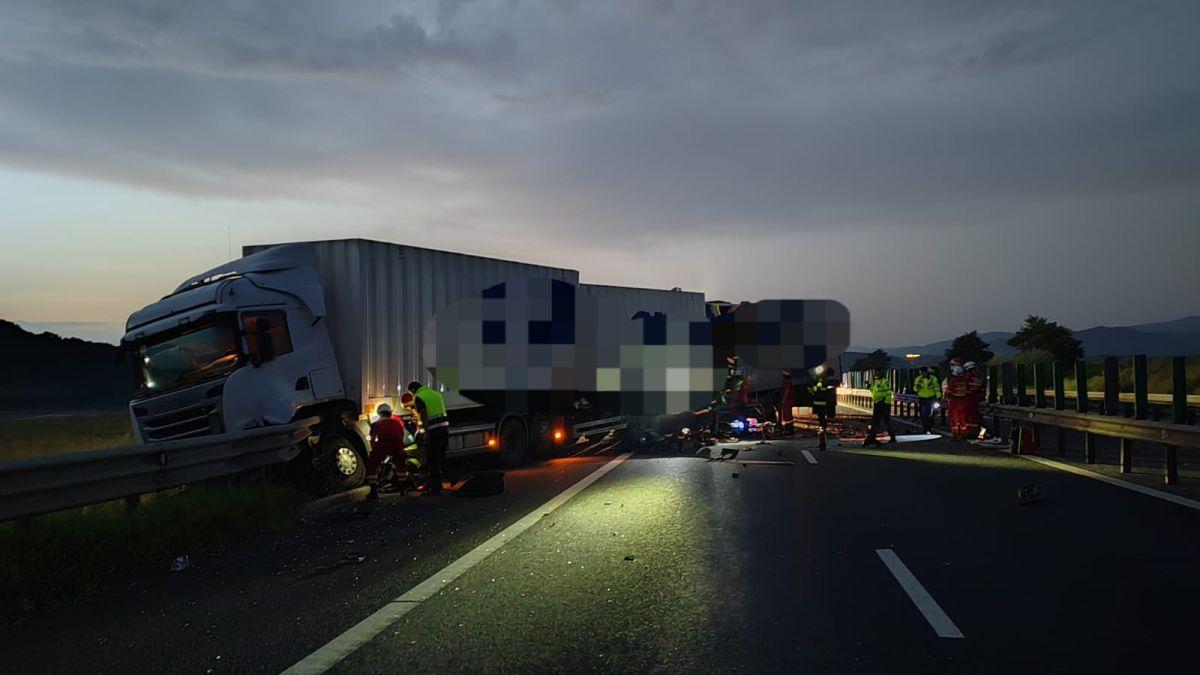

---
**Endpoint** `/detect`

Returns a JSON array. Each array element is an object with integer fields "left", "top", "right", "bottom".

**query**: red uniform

[
  {"left": 962, "top": 371, "right": 985, "bottom": 437},
  {"left": 945, "top": 373, "right": 972, "bottom": 438},
  {"left": 779, "top": 375, "right": 794, "bottom": 428},
  {"left": 367, "top": 416, "right": 409, "bottom": 477}
]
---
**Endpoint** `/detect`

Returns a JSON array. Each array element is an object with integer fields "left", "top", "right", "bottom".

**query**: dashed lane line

[{"left": 876, "top": 548, "right": 964, "bottom": 639}]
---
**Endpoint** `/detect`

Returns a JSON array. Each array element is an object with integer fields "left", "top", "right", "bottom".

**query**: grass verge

[
  {"left": 0, "top": 483, "right": 302, "bottom": 621},
  {"left": 0, "top": 412, "right": 133, "bottom": 461}
]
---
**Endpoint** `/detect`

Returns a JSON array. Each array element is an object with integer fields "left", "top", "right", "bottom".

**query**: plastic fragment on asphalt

[
  {"left": 1017, "top": 484, "right": 1043, "bottom": 505},
  {"left": 170, "top": 555, "right": 190, "bottom": 572},
  {"left": 731, "top": 472, "right": 740, "bottom": 478}
]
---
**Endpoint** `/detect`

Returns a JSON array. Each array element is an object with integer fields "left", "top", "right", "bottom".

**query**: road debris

[
  {"left": 299, "top": 553, "right": 367, "bottom": 580},
  {"left": 731, "top": 472, "right": 740, "bottom": 478},
  {"left": 170, "top": 555, "right": 190, "bottom": 572},
  {"left": 624, "top": 555, "right": 636, "bottom": 561},
  {"left": 1018, "top": 484, "right": 1043, "bottom": 505}
]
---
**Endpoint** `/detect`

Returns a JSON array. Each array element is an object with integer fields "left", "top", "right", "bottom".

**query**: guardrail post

[
  {"left": 988, "top": 365, "right": 999, "bottom": 404},
  {"left": 1034, "top": 363, "right": 1047, "bottom": 408},
  {"left": 1074, "top": 361, "right": 1089, "bottom": 414},
  {"left": 1057, "top": 427, "right": 1066, "bottom": 456},
  {"left": 1172, "top": 356, "right": 1188, "bottom": 425},
  {"left": 1120, "top": 438, "right": 1133, "bottom": 474},
  {"left": 1084, "top": 433, "right": 1096, "bottom": 464},
  {"left": 1103, "top": 357, "right": 1119, "bottom": 416},
  {"left": 1134, "top": 355, "right": 1149, "bottom": 421},
  {"left": 1165, "top": 446, "right": 1178, "bottom": 485},
  {"left": 1015, "top": 364, "right": 1027, "bottom": 406},
  {"left": 1053, "top": 361, "right": 1066, "bottom": 411},
  {"left": 1001, "top": 363, "right": 1015, "bottom": 405}
]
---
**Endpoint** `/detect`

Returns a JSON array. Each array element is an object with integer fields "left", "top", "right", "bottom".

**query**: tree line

[{"left": 852, "top": 315, "right": 1085, "bottom": 372}]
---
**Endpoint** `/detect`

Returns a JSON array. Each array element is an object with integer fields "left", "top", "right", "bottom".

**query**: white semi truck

[{"left": 120, "top": 239, "right": 704, "bottom": 491}]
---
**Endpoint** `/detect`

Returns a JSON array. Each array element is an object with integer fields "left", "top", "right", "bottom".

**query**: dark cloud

[{"left": 1, "top": 0, "right": 1197, "bottom": 345}]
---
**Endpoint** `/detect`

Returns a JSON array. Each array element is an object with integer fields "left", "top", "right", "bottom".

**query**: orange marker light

[
  {"left": 487, "top": 437, "right": 498, "bottom": 449},
  {"left": 553, "top": 429, "right": 564, "bottom": 442}
]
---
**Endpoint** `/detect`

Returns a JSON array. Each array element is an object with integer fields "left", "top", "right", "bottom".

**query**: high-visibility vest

[
  {"left": 869, "top": 378, "right": 893, "bottom": 405},
  {"left": 810, "top": 380, "right": 828, "bottom": 406},
  {"left": 914, "top": 374, "right": 940, "bottom": 398},
  {"left": 414, "top": 386, "right": 449, "bottom": 429}
]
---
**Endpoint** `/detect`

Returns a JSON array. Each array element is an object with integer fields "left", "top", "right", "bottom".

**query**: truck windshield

[{"left": 137, "top": 320, "right": 240, "bottom": 394}]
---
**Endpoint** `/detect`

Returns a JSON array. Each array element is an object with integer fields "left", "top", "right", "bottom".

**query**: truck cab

[{"left": 121, "top": 248, "right": 364, "bottom": 489}]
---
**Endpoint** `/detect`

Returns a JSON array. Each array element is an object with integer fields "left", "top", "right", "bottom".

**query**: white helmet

[
  {"left": 963, "top": 361, "right": 977, "bottom": 371},
  {"left": 376, "top": 403, "right": 393, "bottom": 416},
  {"left": 951, "top": 365, "right": 965, "bottom": 376}
]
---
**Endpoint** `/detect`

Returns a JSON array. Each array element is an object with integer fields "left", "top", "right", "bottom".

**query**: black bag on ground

[{"left": 456, "top": 470, "right": 505, "bottom": 497}]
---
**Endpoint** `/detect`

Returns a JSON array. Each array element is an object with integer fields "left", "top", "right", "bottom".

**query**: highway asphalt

[{"left": 2, "top": 422, "right": 1198, "bottom": 674}]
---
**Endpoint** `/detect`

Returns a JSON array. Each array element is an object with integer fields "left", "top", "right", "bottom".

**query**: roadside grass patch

[
  {"left": 0, "top": 484, "right": 302, "bottom": 620},
  {"left": 0, "top": 412, "right": 133, "bottom": 461}
]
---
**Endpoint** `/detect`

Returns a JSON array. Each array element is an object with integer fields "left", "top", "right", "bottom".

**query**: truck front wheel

[
  {"left": 498, "top": 419, "right": 527, "bottom": 466},
  {"left": 321, "top": 431, "right": 367, "bottom": 492}
]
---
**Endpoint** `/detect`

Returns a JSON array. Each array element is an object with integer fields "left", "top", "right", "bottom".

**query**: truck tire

[
  {"left": 498, "top": 419, "right": 527, "bottom": 467},
  {"left": 321, "top": 431, "right": 367, "bottom": 492}
]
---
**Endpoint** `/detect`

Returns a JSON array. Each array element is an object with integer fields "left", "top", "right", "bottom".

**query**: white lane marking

[
  {"left": 1022, "top": 455, "right": 1200, "bottom": 512},
  {"left": 282, "top": 452, "right": 634, "bottom": 675},
  {"left": 875, "top": 548, "right": 964, "bottom": 639},
  {"left": 801, "top": 449, "right": 818, "bottom": 464}
]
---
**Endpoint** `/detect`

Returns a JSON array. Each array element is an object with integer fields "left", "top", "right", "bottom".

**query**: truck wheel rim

[{"left": 335, "top": 445, "right": 359, "bottom": 476}]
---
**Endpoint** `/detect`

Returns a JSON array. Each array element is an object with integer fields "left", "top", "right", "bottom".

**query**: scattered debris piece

[
  {"left": 624, "top": 555, "right": 636, "bottom": 561},
  {"left": 731, "top": 472, "right": 740, "bottom": 479},
  {"left": 299, "top": 554, "right": 367, "bottom": 580},
  {"left": 170, "top": 555, "right": 190, "bottom": 572},
  {"left": 1018, "top": 484, "right": 1043, "bottom": 505}
]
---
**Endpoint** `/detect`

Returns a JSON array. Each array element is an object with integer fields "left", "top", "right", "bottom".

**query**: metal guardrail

[
  {"left": 980, "top": 404, "right": 1200, "bottom": 450},
  {"left": 0, "top": 417, "right": 317, "bottom": 522},
  {"left": 841, "top": 381, "right": 1198, "bottom": 485}
]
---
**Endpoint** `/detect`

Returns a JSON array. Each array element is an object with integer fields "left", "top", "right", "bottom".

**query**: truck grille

[{"left": 132, "top": 382, "right": 225, "bottom": 442}]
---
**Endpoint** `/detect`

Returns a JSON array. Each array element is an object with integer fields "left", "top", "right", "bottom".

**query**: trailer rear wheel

[
  {"left": 498, "top": 419, "right": 527, "bottom": 466},
  {"left": 321, "top": 431, "right": 367, "bottom": 492}
]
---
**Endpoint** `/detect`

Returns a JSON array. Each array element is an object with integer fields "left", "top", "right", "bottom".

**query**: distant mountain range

[
  {"left": 0, "top": 320, "right": 131, "bottom": 411},
  {"left": 851, "top": 316, "right": 1200, "bottom": 364}
]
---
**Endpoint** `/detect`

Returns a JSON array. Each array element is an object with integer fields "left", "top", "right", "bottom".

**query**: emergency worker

[
  {"left": 863, "top": 368, "right": 897, "bottom": 447},
  {"left": 809, "top": 366, "right": 830, "bottom": 431},
  {"left": 408, "top": 381, "right": 450, "bottom": 494},
  {"left": 913, "top": 367, "right": 941, "bottom": 434},
  {"left": 962, "top": 361, "right": 985, "bottom": 439},
  {"left": 944, "top": 358, "right": 971, "bottom": 438},
  {"left": 779, "top": 369, "right": 795, "bottom": 435},
  {"left": 366, "top": 403, "right": 408, "bottom": 500}
]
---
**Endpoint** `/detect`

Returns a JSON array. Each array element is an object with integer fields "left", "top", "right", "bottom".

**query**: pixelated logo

[{"left": 423, "top": 278, "right": 849, "bottom": 416}]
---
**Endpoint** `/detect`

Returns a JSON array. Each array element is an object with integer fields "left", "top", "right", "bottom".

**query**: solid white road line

[
  {"left": 281, "top": 452, "right": 634, "bottom": 675},
  {"left": 801, "top": 449, "right": 818, "bottom": 464},
  {"left": 1022, "top": 455, "right": 1200, "bottom": 513},
  {"left": 875, "top": 548, "right": 964, "bottom": 639}
]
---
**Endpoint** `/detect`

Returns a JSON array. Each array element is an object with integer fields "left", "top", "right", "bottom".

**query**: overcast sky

[{"left": 1, "top": 0, "right": 1197, "bottom": 347}]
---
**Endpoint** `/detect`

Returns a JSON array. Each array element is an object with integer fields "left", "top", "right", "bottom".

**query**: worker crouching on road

[
  {"left": 366, "top": 403, "right": 409, "bottom": 500},
  {"left": 408, "top": 381, "right": 450, "bottom": 495},
  {"left": 913, "top": 367, "right": 941, "bottom": 434},
  {"left": 863, "top": 368, "right": 897, "bottom": 448}
]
